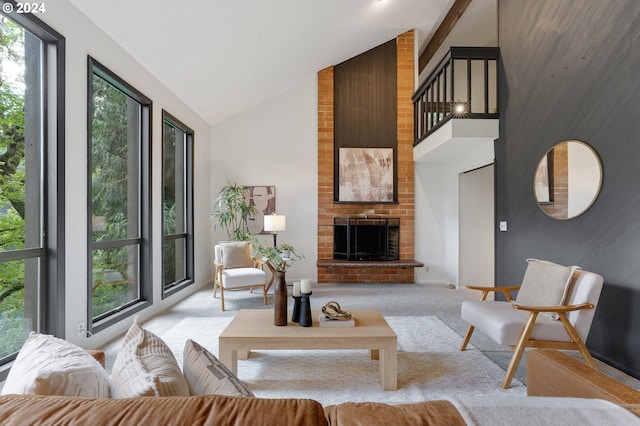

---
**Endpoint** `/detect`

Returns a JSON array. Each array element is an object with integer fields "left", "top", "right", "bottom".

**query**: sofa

[{"left": 1, "top": 349, "right": 640, "bottom": 425}]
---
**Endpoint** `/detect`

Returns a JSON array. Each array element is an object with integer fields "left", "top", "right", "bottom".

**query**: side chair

[
  {"left": 459, "top": 259, "right": 604, "bottom": 388},
  {"left": 213, "top": 242, "right": 269, "bottom": 311}
]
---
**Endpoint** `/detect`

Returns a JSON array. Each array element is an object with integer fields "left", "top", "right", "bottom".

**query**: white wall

[
  {"left": 414, "top": 162, "right": 447, "bottom": 282},
  {"left": 40, "top": 1, "right": 212, "bottom": 348},
  {"left": 210, "top": 79, "right": 318, "bottom": 283},
  {"left": 414, "top": 142, "right": 493, "bottom": 285}
]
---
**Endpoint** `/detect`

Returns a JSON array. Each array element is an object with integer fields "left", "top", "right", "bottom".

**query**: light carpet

[{"left": 161, "top": 315, "right": 526, "bottom": 406}]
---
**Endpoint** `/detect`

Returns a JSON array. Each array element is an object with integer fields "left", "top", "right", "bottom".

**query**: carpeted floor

[
  {"left": 100, "top": 282, "right": 640, "bottom": 400},
  {"left": 160, "top": 315, "right": 525, "bottom": 406}
]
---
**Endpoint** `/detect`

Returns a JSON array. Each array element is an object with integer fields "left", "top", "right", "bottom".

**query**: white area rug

[{"left": 161, "top": 315, "right": 526, "bottom": 406}]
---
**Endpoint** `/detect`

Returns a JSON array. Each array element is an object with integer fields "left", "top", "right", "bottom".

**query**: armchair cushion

[
  {"left": 515, "top": 259, "right": 579, "bottom": 318},
  {"left": 222, "top": 267, "right": 266, "bottom": 289},
  {"left": 461, "top": 300, "right": 572, "bottom": 346},
  {"left": 220, "top": 242, "right": 252, "bottom": 269}
]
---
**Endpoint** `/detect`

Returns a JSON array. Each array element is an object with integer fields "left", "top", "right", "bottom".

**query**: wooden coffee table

[{"left": 219, "top": 309, "right": 397, "bottom": 391}]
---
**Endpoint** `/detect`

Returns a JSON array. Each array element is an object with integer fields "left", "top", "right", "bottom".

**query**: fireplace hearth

[{"left": 333, "top": 217, "right": 399, "bottom": 261}]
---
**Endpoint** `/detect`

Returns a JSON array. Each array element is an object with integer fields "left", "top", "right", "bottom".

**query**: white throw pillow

[
  {"left": 515, "top": 259, "right": 580, "bottom": 318},
  {"left": 1, "top": 332, "right": 112, "bottom": 397},
  {"left": 111, "top": 317, "right": 190, "bottom": 398},
  {"left": 221, "top": 242, "right": 252, "bottom": 269},
  {"left": 183, "top": 339, "right": 254, "bottom": 397}
]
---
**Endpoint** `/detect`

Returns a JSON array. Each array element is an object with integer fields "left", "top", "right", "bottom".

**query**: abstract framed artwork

[
  {"left": 338, "top": 148, "right": 394, "bottom": 202},
  {"left": 244, "top": 186, "right": 276, "bottom": 234}
]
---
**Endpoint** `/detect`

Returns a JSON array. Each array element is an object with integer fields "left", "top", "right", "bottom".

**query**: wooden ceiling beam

[{"left": 418, "top": 0, "right": 473, "bottom": 73}]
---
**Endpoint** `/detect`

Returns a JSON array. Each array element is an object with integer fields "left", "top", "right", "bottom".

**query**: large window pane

[
  {"left": 0, "top": 258, "right": 26, "bottom": 360},
  {"left": 91, "top": 76, "right": 140, "bottom": 241},
  {"left": 163, "top": 238, "right": 186, "bottom": 286},
  {"left": 91, "top": 245, "right": 139, "bottom": 318},
  {"left": 0, "top": 6, "right": 64, "bottom": 378},
  {"left": 163, "top": 122, "right": 184, "bottom": 235},
  {"left": 89, "top": 57, "right": 151, "bottom": 329},
  {"left": 162, "top": 111, "right": 193, "bottom": 295},
  {"left": 0, "top": 16, "right": 42, "bottom": 362}
]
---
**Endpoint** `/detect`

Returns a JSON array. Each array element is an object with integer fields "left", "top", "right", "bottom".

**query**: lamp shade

[{"left": 264, "top": 214, "right": 286, "bottom": 232}]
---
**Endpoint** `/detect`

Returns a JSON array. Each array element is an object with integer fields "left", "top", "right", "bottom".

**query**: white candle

[
  {"left": 301, "top": 279, "right": 311, "bottom": 293},
  {"left": 293, "top": 281, "right": 301, "bottom": 297}
]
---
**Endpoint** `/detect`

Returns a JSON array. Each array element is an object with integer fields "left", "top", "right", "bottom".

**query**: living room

[
  {"left": 2, "top": 0, "right": 640, "bottom": 416},
  {"left": 1, "top": 0, "right": 500, "bottom": 368}
]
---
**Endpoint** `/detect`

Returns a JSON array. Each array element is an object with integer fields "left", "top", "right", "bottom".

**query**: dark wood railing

[{"left": 412, "top": 47, "right": 499, "bottom": 146}]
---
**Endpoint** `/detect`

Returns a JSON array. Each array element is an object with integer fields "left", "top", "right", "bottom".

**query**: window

[
  {"left": 88, "top": 57, "right": 151, "bottom": 332},
  {"left": 0, "top": 2, "right": 65, "bottom": 379},
  {"left": 162, "top": 111, "right": 194, "bottom": 296}
]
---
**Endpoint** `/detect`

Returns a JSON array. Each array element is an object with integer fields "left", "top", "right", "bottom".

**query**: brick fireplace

[{"left": 316, "top": 31, "right": 418, "bottom": 284}]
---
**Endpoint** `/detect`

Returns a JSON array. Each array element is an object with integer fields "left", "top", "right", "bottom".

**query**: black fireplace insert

[{"left": 333, "top": 217, "right": 399, "bottom": 261}]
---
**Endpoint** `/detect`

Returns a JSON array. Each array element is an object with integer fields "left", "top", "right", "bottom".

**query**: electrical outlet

[{"left": 77, "top": 321, "right": 86, "bottom": 336}]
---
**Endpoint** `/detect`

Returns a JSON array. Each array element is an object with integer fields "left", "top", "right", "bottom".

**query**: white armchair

[
  {"left": 459, "top": 259, "right": 604, "bottom": 388},
  {"left": 213, "top": 242, "right": 268, "bottom": 311}
]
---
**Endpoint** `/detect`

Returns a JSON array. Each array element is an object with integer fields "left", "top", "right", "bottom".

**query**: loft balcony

[
  {"left": 413, "top": 47, "right": 499, "bottom": 144},
  {"left": 412, "top": 47, "right": 499, "bottom": 162}
]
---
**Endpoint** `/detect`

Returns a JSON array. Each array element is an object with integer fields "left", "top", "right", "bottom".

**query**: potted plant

[
  {"left": 253, "top": 241, "right": 304, "bottom": 272},
  {"left": 210, "top": 183, "right": 256, "bottom": 241}
]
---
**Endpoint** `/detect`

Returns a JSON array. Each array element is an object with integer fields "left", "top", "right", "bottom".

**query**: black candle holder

[
  {"left": 299, "top": 291, "right": 312, "bottom": 327},
  {"left": 292, "top": 295, "right": 301, "bottom": 323}
]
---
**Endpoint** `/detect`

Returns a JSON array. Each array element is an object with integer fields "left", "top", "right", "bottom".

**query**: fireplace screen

[{"left": 333, "top": 217, "right": 399, "bottom": 261}]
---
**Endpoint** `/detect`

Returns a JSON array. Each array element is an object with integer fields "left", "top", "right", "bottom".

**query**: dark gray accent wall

[{"left": 497, "top": 0, "right": 640, "bottom": 378}]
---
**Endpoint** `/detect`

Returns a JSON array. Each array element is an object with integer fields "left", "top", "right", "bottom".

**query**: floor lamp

[{"left": 264, "top": 213, "right": 286, "bottom": 247}]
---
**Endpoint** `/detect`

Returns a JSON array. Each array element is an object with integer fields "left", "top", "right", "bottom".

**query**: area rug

[{"left": 160, "top": 315, "right": 526, "bottom": 406}]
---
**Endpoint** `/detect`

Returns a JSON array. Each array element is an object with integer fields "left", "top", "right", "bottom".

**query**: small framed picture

[{"left": 244, "top": 186, "right": 276, "bottom": 234}]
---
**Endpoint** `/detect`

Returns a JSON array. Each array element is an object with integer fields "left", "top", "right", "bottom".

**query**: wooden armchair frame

[
  {"left": 213, "top": 255, "right": 268, "bottom": 311},
  {"left": 460, "top": 285, "right": 598, "bottom": 389}
]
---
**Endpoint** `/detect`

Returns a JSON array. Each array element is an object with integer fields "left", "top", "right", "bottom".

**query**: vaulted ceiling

[{"left": 69, "top": 0, "right": 455, "bottom": 125}]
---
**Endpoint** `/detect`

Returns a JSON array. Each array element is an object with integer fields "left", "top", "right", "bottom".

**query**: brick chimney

[{"left": 316, "top": 31, "right": 416, "bottom": 283}]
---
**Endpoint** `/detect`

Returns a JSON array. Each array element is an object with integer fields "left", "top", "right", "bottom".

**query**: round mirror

[{"left": 533, "top": 140, "right": 602, "bottom": 220}]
